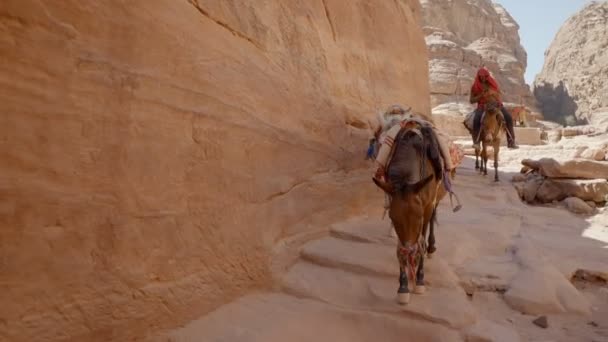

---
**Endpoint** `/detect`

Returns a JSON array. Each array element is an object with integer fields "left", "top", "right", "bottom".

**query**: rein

[{"left": 443, "top": 170, "right": 462, "bottom": 212}]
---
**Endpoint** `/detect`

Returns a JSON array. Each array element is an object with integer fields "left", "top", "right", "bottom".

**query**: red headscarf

[{"left": 471, "top": 68, "right": 501, "bottom": 109}]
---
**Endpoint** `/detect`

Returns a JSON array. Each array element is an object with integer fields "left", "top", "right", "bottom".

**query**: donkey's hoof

[
  {"left": 414, "top": 285, "right": 426, "bottom": 294},
  {"left": 427, "top": 245, "right": 436, "bottom": 254},
  {"left": 397, "top": 292, "right": 410, "bottom": 305}
]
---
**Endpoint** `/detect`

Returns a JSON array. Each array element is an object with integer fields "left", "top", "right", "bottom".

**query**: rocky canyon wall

[
  {"left": 421, "top": 0, "right": 534, "bottom": 110},
  {"left": 0, "top": 0, "right": 430, "bottom": 341},
  {"left": 534, "top": 1, "right": 608, "bottom": 127}
]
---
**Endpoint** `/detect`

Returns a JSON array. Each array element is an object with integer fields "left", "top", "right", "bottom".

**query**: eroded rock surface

[
  {"left": 534, "top": 1, "right": 608, "bottom": 126},
  {"left": 421, "top": 0, "right": 534, "bottom": 108},
  {"left": 0, "top": 1, "right": 430, "bottom": 340}
]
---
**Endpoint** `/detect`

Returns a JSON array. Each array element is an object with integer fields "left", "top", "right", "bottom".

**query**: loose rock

[
  {"left": 535, "top": 179, "right": 608, "bottom": 203},
  {"left": 533, "top": 316, "right": 549, "bottom": 329},
  {"left": 563, "top": 197, "right": 595, "bottom": 215},
  {"left": 521, "top": 158, "right": 608, "bottom": 180}
]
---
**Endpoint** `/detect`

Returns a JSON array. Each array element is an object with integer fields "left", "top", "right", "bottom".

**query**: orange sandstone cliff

[{"left": 0, "top": 1, "right": 430, "bottom": 340}]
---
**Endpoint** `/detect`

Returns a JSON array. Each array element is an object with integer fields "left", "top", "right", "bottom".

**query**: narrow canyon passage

[{"left": 159, "top": 155, "right": 608, "bottom": 342}]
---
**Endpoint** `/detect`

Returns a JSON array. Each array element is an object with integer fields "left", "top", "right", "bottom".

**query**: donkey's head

[
  {"left": 374, "top": 175, "right": 434, "bottom": 244},
  {"left": 481, "top": 101, "right": 503, "bottom": 139}
]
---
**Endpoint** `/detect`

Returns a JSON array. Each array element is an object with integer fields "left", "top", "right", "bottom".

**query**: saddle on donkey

[
  {"left": 462, "top": 101, "right": 507, "bottom": 144},
  {"left": 373, "top": 105, "right": 464, "bottom": 213}
]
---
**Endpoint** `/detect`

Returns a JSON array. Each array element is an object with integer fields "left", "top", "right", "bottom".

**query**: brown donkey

[
  {"left": 475, "top": 101, "right": 504, "bottom": 181},
  {"left": 373, "top": 126, "right": 445, "bottom": 304}
]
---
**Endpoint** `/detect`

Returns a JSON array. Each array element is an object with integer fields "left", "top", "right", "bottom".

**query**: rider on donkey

[{"left": 470, "top": 67, "right": 519, "bottom": 149}]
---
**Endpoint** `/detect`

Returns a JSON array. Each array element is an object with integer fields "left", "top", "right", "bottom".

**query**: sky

[{"left": 496, "top": 0, "right": 595, "bottom": 84}]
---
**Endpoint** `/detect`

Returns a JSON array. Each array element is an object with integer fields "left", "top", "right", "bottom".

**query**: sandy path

[{"left": 156, "top": 155, "right": 608, "bottom": 342}]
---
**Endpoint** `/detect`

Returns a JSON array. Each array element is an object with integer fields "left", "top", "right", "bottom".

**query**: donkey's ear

[
  {"left": 412, "top": 175, "right": 434, "bottom": 194},
  {"left": 372, "top": 177, "right": 394, "bottom": 194}
]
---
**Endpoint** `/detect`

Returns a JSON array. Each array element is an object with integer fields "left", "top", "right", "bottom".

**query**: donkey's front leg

[
  {"left": 427, "top": 208, "right": 437, "bottom": 257},
  {"left": 397, "top": 269, "right": 410, "bottom": 304},
  {"left": 481, "top": 146, "right": 488, "bottom": 175},
  {"left": 414, "top": 256, "right": 426, "bottom": 294},
  {"left": 494, "top": 142, "right": 500, "bottom": 182}
]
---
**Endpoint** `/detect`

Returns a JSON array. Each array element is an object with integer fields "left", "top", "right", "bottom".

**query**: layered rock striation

[
  {"left": 421, "top": 0, "right": 534, "bottom": 109},
  {"left": 0, "top": 1, "right": 430, "bottom": 340},
  {"left": 534, "top": 1, "right": 608, "bottom": 126}
]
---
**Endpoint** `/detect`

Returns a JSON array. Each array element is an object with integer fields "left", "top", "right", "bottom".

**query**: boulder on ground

[
  {"left": 521, "top": 158, "right": 608, "bottom": 180},
  {"left": 586, "top": 201, "right": 597, "bottom": 209},
  {"left": 535, "top": 179, "right": 608, "bottom": 203},
  {"left": 523, "top": 176, "right": 544, "bottom": 203},
  {"left": 511, "top": 174, "right": 527, "bottom": 183},
  {"left": 563, "top": 197, "right": 595, "bottom": 215}
]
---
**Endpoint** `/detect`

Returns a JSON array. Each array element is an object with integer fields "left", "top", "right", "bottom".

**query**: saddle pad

[
  {"left": 463, "top": 111, "right": 475, "bottom": 131},
  {"left": 463, "top": 109, "right": 505, "bottom": 132},
  {"left": 449, "top": 141, "right": 465, "bottom": 168},
  {"left": 375, "top": 120, "right": 423, "bottom": 169}
]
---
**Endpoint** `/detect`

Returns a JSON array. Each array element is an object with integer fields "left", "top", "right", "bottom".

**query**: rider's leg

[
  {"left": 472, "top": 107, "right": 483, "bottom": 149},
  {"left": 500, "top": 106, "right": 518, "bottom": 149}
]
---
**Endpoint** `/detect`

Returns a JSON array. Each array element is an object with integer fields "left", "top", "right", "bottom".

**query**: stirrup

[{"left": 448, "top": 192, "right": 462, "bottom": 213}]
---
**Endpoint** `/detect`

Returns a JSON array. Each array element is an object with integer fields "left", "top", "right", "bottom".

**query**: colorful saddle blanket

[{"left": 375, "top": 119, "right": 462, "bottom": 173}]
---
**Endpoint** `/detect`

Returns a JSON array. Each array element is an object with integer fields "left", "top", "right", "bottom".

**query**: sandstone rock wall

[
  {"left": 421, "top": 0, "right": 534, "bottom": 109},
  {"left": 534, "top": 1, "right": 608, "bottom": 126},
  {"left": 0, "top": 1, "right": 430, "bottom": 340}
]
